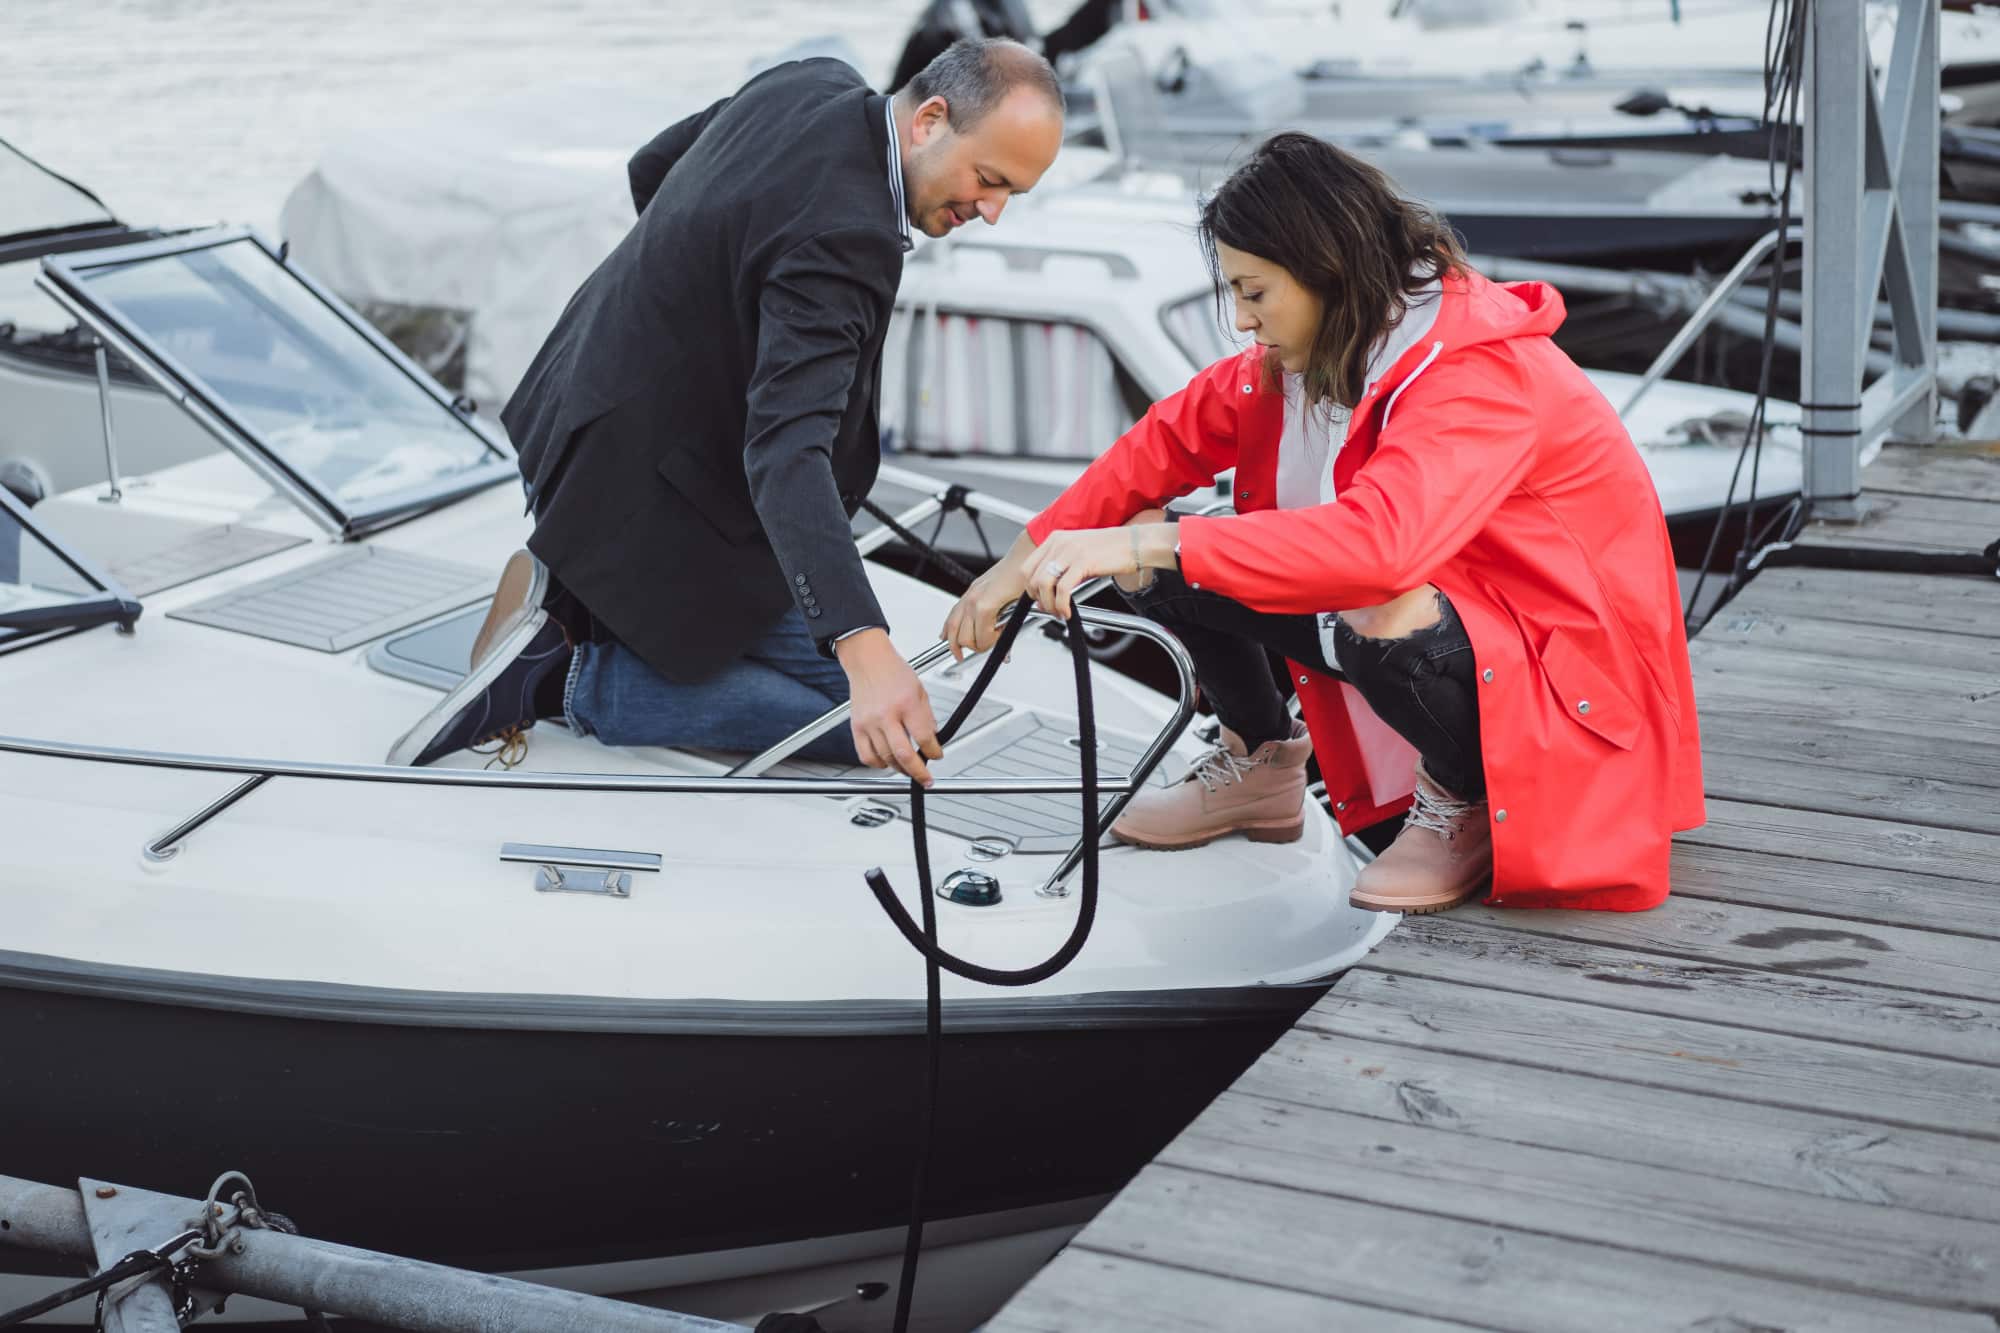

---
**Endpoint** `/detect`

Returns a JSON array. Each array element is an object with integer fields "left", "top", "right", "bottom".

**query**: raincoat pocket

[{"left": 1538, "top": 627, "right": 1641, "bottom": 751}]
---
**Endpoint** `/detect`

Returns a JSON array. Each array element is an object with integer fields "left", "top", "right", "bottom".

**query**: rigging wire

[{"left": 1682, "top": 0, "right": 1811, "bottom": 634}]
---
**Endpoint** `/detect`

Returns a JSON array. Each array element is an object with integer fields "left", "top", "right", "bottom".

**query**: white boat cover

[{"left": 278, "top": 83, "right": 713, "bottom": 416}]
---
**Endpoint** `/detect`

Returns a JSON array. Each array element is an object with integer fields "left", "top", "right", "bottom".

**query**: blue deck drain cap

[{"left": 938, "top": 869, "right": 1002, "bottom": 906}]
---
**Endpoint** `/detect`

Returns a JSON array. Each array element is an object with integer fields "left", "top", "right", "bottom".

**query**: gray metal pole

[
  {"left": 1889, "top": 0, "right": 1940, "bottom": 440},
  {"left": 1802, "top": 0, "right": 1869, "bottom": 514},
  {"left": 0, "top": 1175, "right": 750, "bottom": 1333},
  {"left": 207, "top": 1230, "right": 751, "bottom": 1333},
  {"left": 91, "top": 340, "right": 125, "bottom": 505}
]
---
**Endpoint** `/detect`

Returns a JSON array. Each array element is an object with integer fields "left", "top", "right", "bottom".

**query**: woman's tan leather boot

[
  {"left": 1348, "top": 763, "right": 1492, "bottom": 914},
  {"left": 1110, "top": 723, "right": 1313, "bottom": 850}
]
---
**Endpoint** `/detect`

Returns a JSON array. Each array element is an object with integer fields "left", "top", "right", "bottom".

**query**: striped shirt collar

[{"left": 884, "top": 98, "right": 913, "bottom": 253}]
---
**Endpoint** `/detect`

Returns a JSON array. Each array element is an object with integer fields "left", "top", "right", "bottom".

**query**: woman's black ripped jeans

[{"left": 1119, "top": 569, "right": 1487, "bottom": 800}]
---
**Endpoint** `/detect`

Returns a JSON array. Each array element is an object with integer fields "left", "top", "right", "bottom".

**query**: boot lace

[
  {"left": 1187, "top": 744, "right": 1259, "bottom": 793},
  {"left": 473, "top": 725, "right": 530, "bottom": 771},
  {"left": 1406, "top": 777, "right": 1473, "bottom": 840}
]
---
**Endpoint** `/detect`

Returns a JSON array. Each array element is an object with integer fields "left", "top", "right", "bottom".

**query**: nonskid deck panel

[{"left": 171, "top": 546, "right": 493, "bottom": 651}]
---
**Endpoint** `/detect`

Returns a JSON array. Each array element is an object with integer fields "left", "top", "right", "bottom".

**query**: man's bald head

[
  {"left": 893, "top": 38, "right": 1065, "bottom": 238},
  {"left": 897, "top": 37, "right": 1065, "bottom": 132}
]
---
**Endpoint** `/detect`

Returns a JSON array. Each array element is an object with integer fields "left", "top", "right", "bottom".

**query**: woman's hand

[
  {"left": 1022, "top": 523, "right": 1178, "bottom": 621},
  {"left": 941, "top": 531, "right": 1036, "bottom": 662}
]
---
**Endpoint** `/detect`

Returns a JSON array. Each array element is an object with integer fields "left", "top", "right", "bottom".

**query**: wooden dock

[{"left": 988, "top": 443, "right": 2000, "bottom": 1332}]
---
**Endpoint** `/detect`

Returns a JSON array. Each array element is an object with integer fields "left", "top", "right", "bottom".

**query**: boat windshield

[
  {"left": 0, "top": 487, "right": 140, "bottom": 646},
  {"left": 40, "top": 229, "right": 515, "bottom": 537},
  {"left": 0, "top": 138, "right": 115, "bottom": 242}
]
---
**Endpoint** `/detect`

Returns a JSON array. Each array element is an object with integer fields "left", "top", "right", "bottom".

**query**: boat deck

[{"left": 986, "top": 442, "right": 2000, "bottom": 1331}]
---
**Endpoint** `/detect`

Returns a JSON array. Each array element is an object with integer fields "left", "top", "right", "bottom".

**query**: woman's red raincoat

[{"left": 1027, "top": 271, "right": 1704, "bottom": 910}]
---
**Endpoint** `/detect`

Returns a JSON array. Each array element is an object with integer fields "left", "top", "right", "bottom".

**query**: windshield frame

[
  {"left": 37, "top": 226, "right": 517, "bottom": 539},
  {"left": 0, "top": 484, "right": 142, "bottom": 650}
]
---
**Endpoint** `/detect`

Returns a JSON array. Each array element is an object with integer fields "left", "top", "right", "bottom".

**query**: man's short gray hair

[{"left": 899, "top": 38, "right": 1064, "bottom": 131}]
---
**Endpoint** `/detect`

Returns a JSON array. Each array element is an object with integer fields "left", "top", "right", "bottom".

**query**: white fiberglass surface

[
  {"left": 73, "top": 238, "right": 491, "bottom": 509},
  {"left": 0, "top": 742, "right": 1377, "bottom": 1003}
]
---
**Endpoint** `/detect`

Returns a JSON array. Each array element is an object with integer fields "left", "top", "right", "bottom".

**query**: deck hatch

[
  {"left": 167, "top": 546, "right": 492, "bottom": 652},
  {"left": 107, "top": 524, "right": 307, "bottom": 596},
  {"left": 777, "top": 705, "right": 1166, "bottom": 854}
]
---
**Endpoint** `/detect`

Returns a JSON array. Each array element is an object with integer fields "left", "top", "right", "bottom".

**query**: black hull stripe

[{"left": 0, "top": 947, "right": 1339, "bottom": 1035}]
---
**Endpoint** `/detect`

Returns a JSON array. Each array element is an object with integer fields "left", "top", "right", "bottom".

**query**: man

[{"left": 387, "top": 40, "right": 1065, "bottom": 783}]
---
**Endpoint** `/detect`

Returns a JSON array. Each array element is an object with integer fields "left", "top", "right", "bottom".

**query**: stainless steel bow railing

[{"left": 0, "top": 468, "right": 1198, "bottom": 900}]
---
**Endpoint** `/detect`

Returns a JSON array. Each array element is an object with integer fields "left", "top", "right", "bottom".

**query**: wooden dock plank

[
  {"left": 1699, "top": 748, "right": 2000, "bottom": 834},
  {"left": 1159, "top": 1093, "right": 2000, "bottom": 1310},
  {"left": 1038, "top": 1166, "right": 1992, "bottom": 1333},
  {"left": 1856, "top": 442, "right": 2000, "bottom": 501},
  {"left": 1234, "top": 1026, "right": 2000, "bottom": 1223},
  {"left": 1696, "top": 608, "right": 2000, "bottom": 674},
  {"left": 1428, "top": 896, "right": 2000, "bottom": 1004},
  {"left": 1369, "top": 914, "right": 2000, "bottom": 1063},
  {"left": 1684, "top": 797, "right": 2000, "bottom": 885},
  {"left": 1307, "top": 971, "right": 2000, "bottom": 1138},
  {"left": 1790, "top": 490, "right": 2000, "bottom": 552},
  {"left": 1727, "top": 565, "right": 2000, "bottom": 634},
  {"left": 1689, "top": 666, "right": 2000, "bottom": 746},
  {"left": 994, "top": 1252, "right": 1483, "bottom": 1333},
  {"left": 1694, "top": 703, "right": 2000, "bottom": 790},
  {"left": 1690, "top": 635, "right": 2000, "bottom": 705},
  {"left": 1669, "top": 842, "right": 2000, "bottom": 939}
]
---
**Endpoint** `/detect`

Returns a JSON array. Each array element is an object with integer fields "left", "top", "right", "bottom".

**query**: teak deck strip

[{"left": 989, "top": 443, "right": 2000, "bottom": 1330}]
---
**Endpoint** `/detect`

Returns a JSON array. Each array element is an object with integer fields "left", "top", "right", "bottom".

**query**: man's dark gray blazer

[{"left": 503, "top": 58, "right": 904, "bottom": 683}]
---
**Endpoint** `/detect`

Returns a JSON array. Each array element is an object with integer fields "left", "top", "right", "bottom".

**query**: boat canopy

[
  {"left": 38, "top": 228, "right": 518, "bottom": 538},
  {"left": 0, "top": 137, "right": 115, "bottom": 244},
  {"left": 0, "top": 484, "right": 140, "bottom": 646}
]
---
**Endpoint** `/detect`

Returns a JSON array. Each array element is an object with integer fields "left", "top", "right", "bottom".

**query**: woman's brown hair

[{"left": 1198, "top": 132, "right": 1468, "bottom": 410}]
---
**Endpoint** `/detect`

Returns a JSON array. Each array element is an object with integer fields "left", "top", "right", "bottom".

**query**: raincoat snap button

[
  {"left": 1335, "top": 801, "right": 1347, "bottom": 811},
  {"left": 1241, "top": 384, "right": 1252, "bottom": 394},
  {"left": 1190, "top": 581, "right": 1201, "bottom": 590},
  {"left": 1495, "top": 809, "right": 1508, "bottom": 822},
  {"left": 1298, "top": 674, "right": 1309, "bottom": 684},
  {"left": 1481, "top": 668, "right": 1494, "bottom": 683},
  {"left": 1577, "top": 700, "right": 1591, "bottom": 714}
]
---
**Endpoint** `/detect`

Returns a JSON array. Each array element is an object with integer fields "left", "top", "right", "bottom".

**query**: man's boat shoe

[{"left": 386, "top": 583, "right": 572, "bottom": 769}]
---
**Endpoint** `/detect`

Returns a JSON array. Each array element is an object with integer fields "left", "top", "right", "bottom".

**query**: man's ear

[{"left": 911, "top": 94, "right": 951, "bottom": 147}]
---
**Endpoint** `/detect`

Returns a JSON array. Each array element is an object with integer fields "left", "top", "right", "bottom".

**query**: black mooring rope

[
  {"left": 0, "top": 1231, "right": 200, "bottom": 1328},
  {"left": 863, "top": 593, "right": 1103, "bottom": 1333},
  {"left": 857, "top": 493, "right": 983, "bottom": 588}
]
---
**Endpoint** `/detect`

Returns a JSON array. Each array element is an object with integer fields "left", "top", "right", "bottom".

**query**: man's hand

[
  {"left": 941, "top": 531, "right": 1037, "bottom": 662},
  {"left": 835, "top": 628, "right": 942, "bottom": 786}
]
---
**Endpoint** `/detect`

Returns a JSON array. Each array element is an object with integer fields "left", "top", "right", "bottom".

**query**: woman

[{"left": 941, "top": 132, "right": 1704, "bottom": 913}]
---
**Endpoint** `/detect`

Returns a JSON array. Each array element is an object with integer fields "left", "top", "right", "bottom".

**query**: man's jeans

[
  {"left": 562, "top": 608, "right": 861, "bottom": 765},
  {"left": 1122, "top": 570, "right": 1487, "bottom": 800}
]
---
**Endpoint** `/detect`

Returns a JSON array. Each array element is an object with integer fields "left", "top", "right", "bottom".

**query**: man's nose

[{"left": 977, "top": 194, "right": 1006, "bottom": 225}]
